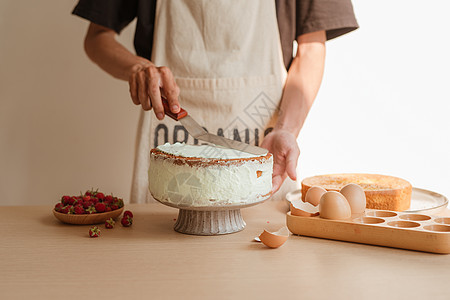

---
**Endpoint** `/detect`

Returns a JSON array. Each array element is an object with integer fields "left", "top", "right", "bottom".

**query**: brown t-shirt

[{"left": 73, "top": 0, "right": 358, "bottom": 69}]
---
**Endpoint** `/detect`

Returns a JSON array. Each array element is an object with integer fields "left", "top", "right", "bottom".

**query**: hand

[
  {"left": 128, "top": 64, "right": 180, "bottom": 120},
  {"left": 260, "top": 129, "right": 300, "bottom": 194}
]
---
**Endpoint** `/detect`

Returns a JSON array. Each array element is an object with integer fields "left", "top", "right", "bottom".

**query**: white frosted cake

[{"left": 148, "top": 142, "right": 273, "bottom": 207}]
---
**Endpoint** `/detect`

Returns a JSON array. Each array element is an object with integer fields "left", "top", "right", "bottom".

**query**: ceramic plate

[{"left": 285, "top": 187, "right": 448, "bottom": 214}]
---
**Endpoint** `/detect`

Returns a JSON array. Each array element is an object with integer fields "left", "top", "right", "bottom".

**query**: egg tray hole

[
  {"left": 365, "top": 210, "right": 398, "bottom": 218},
  {"left": 434, "top": 217, "right": 450, "bottom": 225},
  {"left": 387, "top": 220, "right": 421, "bottom": 228},
  {"left": 399, "top": 214, "right": 432, "bottom": 221},
  {"left": 423, "top": 225, "right": 450, "bottom": 232},
  {"left": 353, "top": 217, "right": 385, "bottom": 224}
]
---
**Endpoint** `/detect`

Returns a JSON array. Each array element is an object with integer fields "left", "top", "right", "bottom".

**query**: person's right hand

[{"left": 128, "top": 64, "right": 180, "bottom": 120}]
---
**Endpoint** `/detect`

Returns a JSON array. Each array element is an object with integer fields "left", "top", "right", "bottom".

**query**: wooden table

[{"left": 1, "top": 201, "right": 450, "bottom": 300}]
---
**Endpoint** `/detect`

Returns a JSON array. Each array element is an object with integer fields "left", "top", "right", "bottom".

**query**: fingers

[
  {"left": 137, "top": 71, "right": 151, "bottom": 110},
  {"left": 159, "top": 67, "right": 180, "bottom": 113},
  {"left": 127, "top": 65, "right": 179, "bottom": 119},
  {"left": 147, "top": 66, "right": 164, "bottom": 120},
  {"left": 128, "top": 72, "right": 139, "bottom": 105},
  {"left": 285, "top": 147, "right": 300, "bottom": 181},
  {"left": 272, "top": 174, "right": 286, "bottom": 194}
]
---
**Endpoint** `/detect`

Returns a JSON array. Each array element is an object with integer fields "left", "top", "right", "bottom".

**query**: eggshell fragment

[
  {"left": 339, "top": 183, "right": 366, "bottom": 217},
  {"left": 290, "top": 200, "right": 319, "bottom": 217},
  {"left": 259, "top": 227, "right": 289, "bottom": 248},
  {"left": 305, "top": 186, "right": 327, "bottom": 206},
  {"left": 319, "top": 191, "right": 352, "bottom": 220}
]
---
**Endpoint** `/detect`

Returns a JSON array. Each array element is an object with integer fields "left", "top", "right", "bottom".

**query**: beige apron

[{"left": 131, "top": 0, "right": 298, "bottom": 203}]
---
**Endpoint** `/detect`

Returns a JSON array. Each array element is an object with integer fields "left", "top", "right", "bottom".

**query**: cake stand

[{"left": 154, "top": 196, "right": 271, "bottom": 236}]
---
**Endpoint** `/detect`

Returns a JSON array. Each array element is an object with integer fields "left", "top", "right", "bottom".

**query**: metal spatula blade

[{"left": 162, "top": 98, "right": 268, "bottom": 156}]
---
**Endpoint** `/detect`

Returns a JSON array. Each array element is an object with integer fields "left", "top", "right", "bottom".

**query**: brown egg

[
  {"left": 290, "top": 200, "right": 319, "bottom": 217},
  {"left": 259, "top": 227, "right": 289, "bottom": 248},
  {"left": 305, "top": 186, "right": 327, "bottom": 206},
  {"left": 339, "top": 183, "right": 366, "bottom": 217},
  {"left": 319, "top": 191, "right": 351, "bottom": 220}
]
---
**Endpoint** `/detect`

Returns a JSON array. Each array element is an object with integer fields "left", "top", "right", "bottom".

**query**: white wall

[
  {"left": 0, "top": 1, "right": 139, "bottom": 205},
  {"left": 1, "top": 1, "right": 449, "bottom": 205},
  {"left": 298, "top": 0, "right": 450, "bottom": 199}
]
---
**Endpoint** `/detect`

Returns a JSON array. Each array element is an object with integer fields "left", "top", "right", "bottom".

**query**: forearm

[
  {"left": 275, "top": 31, "right": 326, "bottom": 136},
  {"left": 84, "top": 23, "right": 151, "bottom": 81}
]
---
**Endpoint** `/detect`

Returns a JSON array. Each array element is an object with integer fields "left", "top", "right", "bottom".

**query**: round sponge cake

[
  {"left": 148, "top": 143, "right": 273, "bottom": 207},
  {"left": 301, "top": 173, "right": 412, "bottom": 211}
]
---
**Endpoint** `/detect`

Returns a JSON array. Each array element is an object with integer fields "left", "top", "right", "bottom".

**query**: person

[{"left": 72, "top": 0, "right": 358, "bottom": 203}]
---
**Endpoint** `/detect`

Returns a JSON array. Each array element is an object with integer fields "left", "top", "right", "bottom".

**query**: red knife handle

[{"left": 162, "top": 97, "right": 187, "bottom": 120}]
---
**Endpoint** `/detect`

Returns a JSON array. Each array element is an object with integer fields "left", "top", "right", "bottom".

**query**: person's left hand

[{"left": 260, "top": 129, "right": 300, "bottom": 194}]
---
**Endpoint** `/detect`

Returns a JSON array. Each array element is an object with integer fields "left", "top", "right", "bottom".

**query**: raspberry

[
  {"left": 105, "top": 218, "right": 115, "bottom": 229},
  {"left": 61, "top": 195, "right": 71, "bottom": 204},
  {"left": 82, "top": 201, "right": 93, "bottom": 209},
  {"left": 123, "top": 210, "right": 133, "bottom": 218},
  {"left": 54, "top": 203, "right": 64, "bottom": 212},
  {"left": 95, "top": 202, "right": 106, "bottom": 213},
  {"left": 121, "top": 215, "right": 132, "bottom": 227},
  {"left": 67, "top": 205, "right": 75, "bottom": 214},
  {"left": 60, "top": 206, "right": 70, "bottom": 214},
  {"left": 96, "top": 192, "right": 105, "bottom": 200},
  {"left": 105, "top": 206, "right": 112, "bottom": 212},
  {"left": 74, "top": 205, "right": 84, "bottom": 214},
  {"left": 89, "top": 226, "right": 100, "bottom": 238},
  {"left": 86, "top": 205, "right": 96, "bottom": 214},
  {"left": 105, "top": 195, "right": 114, "bottom": 202},
  {"left": 110, "top": 205, "right": 119, "bottom": 211},
  {"left": 82, "top": 195, "right": 91, "bottom": 202}
]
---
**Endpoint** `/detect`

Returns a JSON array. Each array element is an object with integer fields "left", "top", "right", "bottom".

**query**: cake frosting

[{"left": 148, "top": 142, "right": 273, "bottom": 207}]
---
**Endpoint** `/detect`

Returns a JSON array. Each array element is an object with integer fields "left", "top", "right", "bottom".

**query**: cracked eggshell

[
  {"left": 319, "top": 191, "right": 351, "bottom": 220},
  {"left": 290, "top": 200, "right": 319, "bottom": 217},
  {"left": 339, "top": 183, "right": 366, "bottom": 216},
  {"left": 259, "top": 227, "right": 289, "bottom": 248},
  {"left": 305, "top": 186, "right": 327, "bottom": 206}
]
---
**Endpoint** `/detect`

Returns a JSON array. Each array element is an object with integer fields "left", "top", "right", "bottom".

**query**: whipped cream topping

[
  {"left": 149, "top": 143, "right": 273, "bottom": 206},
  {"left": 156, "top": 142, "right": 266, "bottom": 159}
]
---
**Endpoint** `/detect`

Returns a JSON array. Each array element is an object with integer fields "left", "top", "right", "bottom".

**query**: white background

[
  {"left": 0, "top": 0, "right": 449, "bottom": 205},
  {"left": 299, "top": 0, "right": 450, "bottom": 200}
]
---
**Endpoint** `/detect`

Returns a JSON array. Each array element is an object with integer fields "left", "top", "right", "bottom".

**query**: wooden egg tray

[{"left": 286, "top": 209, "right": 450, "bottom": 254}]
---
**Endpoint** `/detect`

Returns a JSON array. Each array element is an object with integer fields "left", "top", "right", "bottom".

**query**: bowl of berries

[{"left": 53, "top": 189, "right": 125, "bottom": 225}]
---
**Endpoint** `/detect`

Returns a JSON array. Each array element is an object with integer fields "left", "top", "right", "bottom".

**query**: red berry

[
  {"left": 110, "top": 205, "right": 119, "bottom": 211},
  {"left": 105, "top": 206, "right": 112, "bottom": 212},
  {"left": 96, "top": 192, "right": 105, "bottom": 200},
  {"left": 105, "top": 195, "right": 113, "bottom": 202},
  {"left": 61, "top": 195, "right": 71, "bottom": 204},
  {"left": 105, "top": 218, "right": 115, "bottom": 229},
  {"left": 74, "top": 205, "right": 84, "bottom": 214},
  {"left": 121, "top": 215, "right": 132, "bottom": 227},
  {"left": 60, "top": 206, "right": 70, "bottom": 214},
  {"left": 91, "top": 197, "right": 99, "bottom": 204},
  {"left": 123, "top": 210, "right": 133, "bottom": 218},
  {"left": 54, "top": 203, "right": 64, "bottom": 212},
  {"left": 67, "top": 205, "right": 75, "bottom": 214},
  {"left": 89, "top": 226, "right": 100, "bottom": 237},
  {"left": 86, "top": 205, "right": 96, "bottom": 214},
  {"left": 82, "top": 201, "right": 93, "bottom": 209},
  {"left": 95, "top": 202, "right": 106, "bottom": 213},
  {"left": 82, "top": 195, "right": 91, "bottom": 201}
]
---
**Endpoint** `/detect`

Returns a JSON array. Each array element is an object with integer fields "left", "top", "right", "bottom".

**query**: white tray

[{"left": 286, "top": 187, "right": 448, "bottom": 214}]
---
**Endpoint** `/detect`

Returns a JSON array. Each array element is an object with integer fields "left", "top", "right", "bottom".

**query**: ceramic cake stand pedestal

[{"left": 155, "top": 199, "right": 269, "bottom": 236}]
